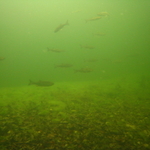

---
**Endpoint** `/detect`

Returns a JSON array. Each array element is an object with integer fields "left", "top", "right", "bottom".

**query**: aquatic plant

[{"left": 0, "top": 83, "right": 150, "bottom": 149}]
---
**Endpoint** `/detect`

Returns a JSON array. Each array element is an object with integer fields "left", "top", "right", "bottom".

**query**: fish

[
  {"left": 47, "top": 48, "right": 65, "bottom": 53},
  {"left": 84, "top": 59, "right": 98, "bottom": 62},
  {"left": 55, "top": 63, "right": 73, "bottom": 68},
  {"left": 112, "top": 60, "right": 123, "bottom": 63},
  {"left": 94, "top": 32, "right": 106, "bottom": 36},
  {"left": 0, "top": 57, "right": 5, "bottom": 61},
  {"left": 29, "top": 80, "right": 54, "bottom": 86},
  {"left": 85, "top": 16, "right": 102, "bottom": 23},
  {"left": 80, "top": 45, "right": 95, "bottom": 49},
  {"left": 71, "top": 10, "right": 82, "bottom": 13},
  {"left": 126, "top": 53, "right": 140, "bottom": 58},
  {"left": 97, "top": 12, "right": 109, "bottom": 17},
  {"left": 54, "top": 20, "right": 69, "bottom": 33},
  {"left": 74, "top": 68, "right": 93, "bottom": 73}
]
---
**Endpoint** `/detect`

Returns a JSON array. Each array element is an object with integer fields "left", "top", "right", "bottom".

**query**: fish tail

[
  {"left": 80, "top": 44, "right": 83, "bottom": 48},
  {"left": 29, "top": 80, "right": 33, "bottom": 85},
  {"left": 54, "top": 65, "right": 58, "bottom": 68},
  {"left": 28, "top": 80, "right": 32, "bottom": 85},
  {"left": 66, "top": 20, "right": 69, "bottom": 25},
  {"left": 74, "top": 70, "right": 78, "bottom": 73}
]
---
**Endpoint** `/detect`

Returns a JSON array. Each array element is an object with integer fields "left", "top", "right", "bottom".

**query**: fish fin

[
  {"left": 85, "top": 20, "right": 88, "bottom": 23},
  {"left": 74, "top": 70, "right": 78, "bottom": 73},
  {"left": 66, "top": 20, "right": 69, "bottom": 25},
  {"left": 28, "top": 80, "right": 33, "bottom": 85}
]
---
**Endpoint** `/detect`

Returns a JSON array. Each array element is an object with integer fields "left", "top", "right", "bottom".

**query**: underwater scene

[{"left": 0, "top": 0, "right": 150, "bottom": 149}]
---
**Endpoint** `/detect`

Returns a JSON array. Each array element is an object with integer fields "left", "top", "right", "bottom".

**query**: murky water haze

[
  {"left": 0, "top": 0, "right": 150, "bottom": 86},
  {"left": 0, "top": 1, "right": 150, "bottom": 149}
]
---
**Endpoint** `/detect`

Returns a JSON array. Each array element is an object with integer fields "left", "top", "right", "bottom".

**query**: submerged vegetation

[
  {"left": 0, "top": 1, "right": 150, "bottom": 149},
  {"left": 0, "top": 80, "right": 150, "bottom": 150}
]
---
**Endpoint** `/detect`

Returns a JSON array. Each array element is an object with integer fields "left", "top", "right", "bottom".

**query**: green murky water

[{"left": 0, "top": 0, "right": 150, "bottom": 149}]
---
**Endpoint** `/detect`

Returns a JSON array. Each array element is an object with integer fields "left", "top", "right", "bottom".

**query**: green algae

[{"left": 0, "top": 80, "right": 150, "bottom": 150}]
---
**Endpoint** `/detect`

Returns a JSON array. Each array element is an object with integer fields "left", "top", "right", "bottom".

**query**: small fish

[
  {"left": 75, "top": 68, "right": 93, "bottom": 73},
  {"left": 85, "top": 16, "right": 102, "bottom": 23},
  {"left": 112, "top": 60, "right": 123, "bottom": 63},
  {"left": 84, "top": 59, "right": 98, "bottom": 62},
  {"left": 0, "top": 57, "right": 5, "bottom": 61},
  {"left": 71, "top": 10, "right": 82, "bottom": 13},
  {"left": 29, "top": 80, "right": 54, "bottom": 86},
  {"left": 94, "top": 32, "right": 106, "bottom": 36},
  {"left": 47, "top": 48, "right": 65, "bottom": 53},
  {"left": 97, "top": 12, "right": 109, "bottom": 17},
  {"left": 54, "top": 20, "right": 69, "bottom": 33},
  {"left": 80, "top": 45, "right": 95, "bottom": 49},
  {"left": 55, "top": 63, "right": 73, "bottom": 68},
  {"left": 126, "top": 53, "right": 139, "bottom": 58}
]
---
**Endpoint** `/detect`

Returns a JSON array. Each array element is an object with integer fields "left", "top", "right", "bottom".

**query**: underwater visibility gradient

[{"left": 0, "top": 0, "right": 150, "bottom": 149}]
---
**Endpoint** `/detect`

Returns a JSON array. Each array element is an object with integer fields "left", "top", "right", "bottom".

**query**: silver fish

[
  {"left": 54, "top": 20, "right": 69, "bottom": 33},
  {"left": 29, "top": 80, "right": 54, "bottom": 86}
]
